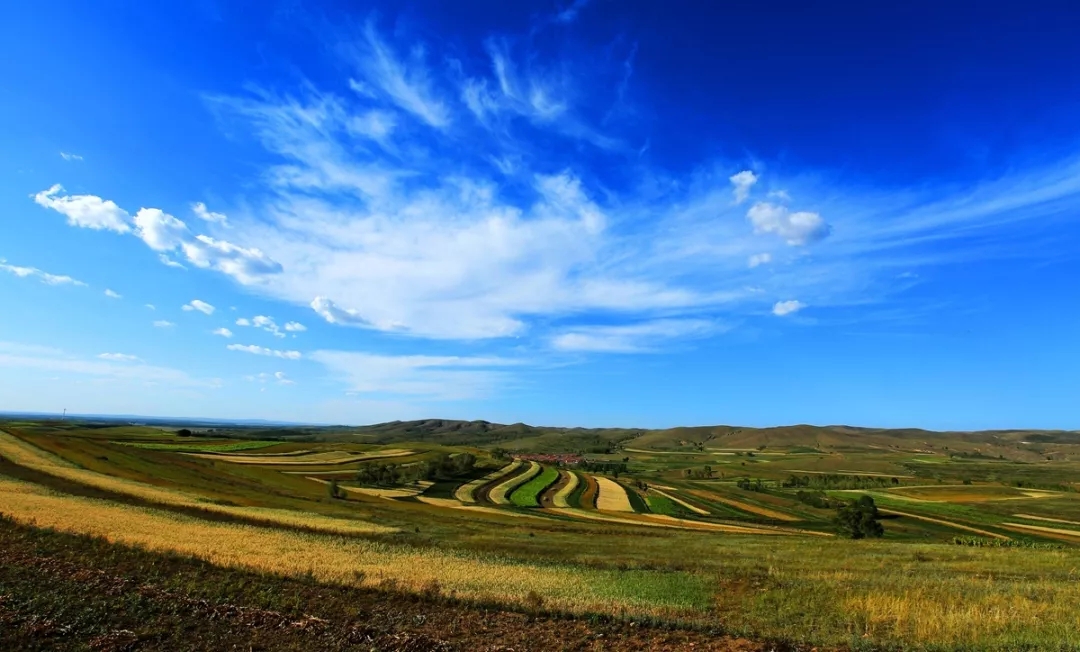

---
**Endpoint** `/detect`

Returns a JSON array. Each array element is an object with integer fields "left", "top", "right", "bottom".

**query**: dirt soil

[{"left": 0, "top": 517, "right": 823, "bottom": 652}]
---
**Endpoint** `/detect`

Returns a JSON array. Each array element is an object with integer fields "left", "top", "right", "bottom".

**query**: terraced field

[
  {"left": 489, "top": 461, "right": 542, "bottom": 505},
  {"left": 510, "top": 465, "right": 559, "bottom": 507},
  {"left": 185, "top": 449, "right": 414, "bottom": 465},
  {"left": 453, "top": 461, "right": 522, "bottom": 503},
  {"left": 595, "top": 476, "right": 634, "bottom": 512}
]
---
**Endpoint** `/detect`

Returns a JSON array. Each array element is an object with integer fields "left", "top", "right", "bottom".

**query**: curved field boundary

[
  {"left": 595, "top": 476, "right": 634, "bottom": 512},
  {"left": 878, "top": 509, "right": 1010, "bottom": 540},
  {"left": 308, "top": 478, "right": 434, "bottom": 499},
  {"left": 539, "top": 471, "right": 572, "bottom": 508},
  {"left": 184, "top": 449, "right": 414, "bottom": 465},
  {"left": 579, "top": 474, "right": 599, "bottom": 509},
  {"left": 1001, "top": 522, "right": 1080, "bottom": 542},
  {"left": 118, "top": 441, "right": 286, "bottom": 454},
  {"left": 548, "top": 472, "right": 583, "bottom": 509},
  {"left": 454, "top": 461, "right": 521, "bottom": 503},
  {"left": 510, "top": 466, "right": 559, "bottom": 507},
  {"left": 416, "top": 496, "right": 551, "bottom": 521},
  {"left": 651, "top": 489, "right": 709, "bottom": 515},
  {"left": 489, "top": 462, "right": 541, "bottom": 505},
  {"left": 687, "top": 489, "right": 800, "bottom": 521},
  {"left": 0, "top": 431, "right": 397, "bottom": 536},
  {"left": 548, "top": 508, "right": 808, "bottom": 535},
  {"left": 1014, "top": 513, "right": 1080, "bottom": 527}
]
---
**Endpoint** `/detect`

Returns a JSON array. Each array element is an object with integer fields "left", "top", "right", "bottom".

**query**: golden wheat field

[
  {"left": 185, "top": 449, "right": 414, "bottom": 465},
  {"left": 594, "top": 475, "right": 634, "bottom": 512},
  {"left": 453, "top": 460, "right": 520, "bottom": 503},
  {"left": 552, "top": 470, "right": 580, "bottom": 508},
  {"left": 488, "top": 461, "right": 540, "bottom": 505}
]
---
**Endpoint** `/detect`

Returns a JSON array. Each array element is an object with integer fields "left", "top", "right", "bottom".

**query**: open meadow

[{"left": 3, "top": 418, "right": 1080, "bottom": 650}]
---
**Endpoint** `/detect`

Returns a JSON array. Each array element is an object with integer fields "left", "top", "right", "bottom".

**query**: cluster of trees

[
  {"left": 834, "top": 495, "right": 884, "bottom": 539},
  {"left": 354, "top": 452, "right": 476, "bottom": 487},
  {"left": 781, "top": 474, "right": 900, "bottom": 490},
  {"left": 793, "top": 489, "right": 842, "bottom": 509},
  {"left": 683, "top": 466, "right": 717, "bottom": 479},
  {"left": 735, "top": 477, "right": 769, "bottom": 492},
  {"left": 578, "top": 460, "right": 628, "bottom": 477}
]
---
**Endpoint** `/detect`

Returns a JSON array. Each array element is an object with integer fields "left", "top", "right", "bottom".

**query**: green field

[
  {"left": 3, "top": 418, "right": 1080, "bottom": 650},
  {"left": 509, "top": 465, "right": 559, "bottom": 507}
]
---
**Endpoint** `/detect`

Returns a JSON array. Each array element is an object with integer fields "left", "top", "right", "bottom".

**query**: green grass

[
  {"left": 116, "top": 440, "right": 283, "bottom": 453},
  {"left": 645, "top": 493, "right": 688, "bottom": 517},
  {"left": 509, "top": 466, "right": 559, "bottom": 507}
]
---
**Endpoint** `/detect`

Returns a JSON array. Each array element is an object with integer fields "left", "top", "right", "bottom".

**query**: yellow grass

[
  {"left": 594, "top": 476, "right": 634, "bottom": 512},
  {"left": 651, "top": 488, "right": 709, "bottom": 515},
  {"left": 878, "top": 509, "right": 1010, "bottom": 540},
  {"left": 687, "top": 489, "right": 801, "bottom": 521},
  {"left": 552, "top": 471, "right": 580, "bottom": 508},
  {"left": 308, "top": 477, "right": 434, "bottom": 499},
  {"left": 0, "top": 430, "right": 394, "bottom": 536},
  {"left": 415, "top": 496, "right": 549, "bottom": 520},
  {"left": 1014, "top": 513, "right": 1080, "bottom": 527},
  {"left": 185, "top": 449, "right": 414, "bottom": 465},
  {"left": 453, "top": 461, "right": 521, "bottom": 503},
  {"left": 489, "top": 461, "right": 540, "bottom": 505},
  {"left": 0, "top": 477, "right": 690, "bottom": 616}
]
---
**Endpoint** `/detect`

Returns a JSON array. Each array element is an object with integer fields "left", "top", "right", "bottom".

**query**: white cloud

[
  {"left": 274, "top": 371, "right": 295, "bottom": 385},
  {"left": 60, "top": 152, "right": 84, "bottom": 162},
  {"left": 729, "top": 170, "right": 758, "bottom": 204},
  {"left": 355, "top": 23, "right": 450, "bottom": 128},
  {"left": 310, "top": 350, "right": 514, "bottom": 400},
  {"left": 180, "top": 235, "right": 281, "bottom": 283},
  {"left": 768, "top": 189, "right": 791, "bottom": 201},
  {"left": 226, "top": 344, "right": 301, "bottom": 359},
  {"left": 191, "top": 202, "right": 227, "bottom": 223},
  {"left": 212, "top": 328, "right": 233, "bottom": 338},
  {"left": 284, "top": 321, "right": 306, "bottom": 332},
  {"left": 245, "top": 371, "right": 295, "bottom": 385},
  {"left": 235, "top": 314, "right": 287, "bottom": 337},
  {"left": 551, "top": 319, "right": 716, "bottom": 353},
  {"left": 159, "top": 254, "right": 186, "bottom": 269},
  {"left": 554, "top": 0, "right": 591, "bottom": 23},
  {"left": 104, "top": 289, "right": 122, "bottom": 299},
  {"left": 182, "top": 299, "right": 215, "bottom": 315},
  {"left": 33, "top": 185, "right": 130, "bottom": 233},
  {"left": 97, "top": 353, "right": 139, "bottom": 362},
  {"left": 772, "top": 300, "right": 805, "bottom": 316},
  {"left": 747, "top": 202, "right": 831, "bottom": 246},
  {"left": 145, "top": 304, "right": 156, "bottom": 310},
  {"left": 153, "top": 320, "right": 175, "bottom": 328},
  {"left": 134, "top": 208, "right": 189, "bottom": 251},
  {"left": 0, "top": 260, "right": 87, "bottom": 286},
  {"left": 748, "top": 253, "right": 772, "bottom": 268}
]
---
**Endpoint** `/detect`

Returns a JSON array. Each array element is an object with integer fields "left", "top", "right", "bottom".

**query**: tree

[
  {"left": 177, "top": 428, "right": 192, "bottom": 437},
  {"left": 328, "top": 479, "right": 345, "bottom": 500},
  {"left": 834, "top": 495, "right": 884, "bottom": 539}
]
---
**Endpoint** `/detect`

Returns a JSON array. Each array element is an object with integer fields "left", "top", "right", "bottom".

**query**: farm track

[
  {"left": 579, "top": 474, "right": 599, "bottom": 509},
  {"left": 686, "top": 489, "right": 801, "bottom": 521},
  {"left": 877, "top": 509, "right": 1011, "bottom": 540},
  {"left": 1000, "top": 522, "right": 1080, "bottom": 541},
  {"left": 651, "top": 488, "right": 709, "bottom": 515}
]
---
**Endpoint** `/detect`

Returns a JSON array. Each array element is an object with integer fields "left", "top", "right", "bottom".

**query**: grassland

[{"left": 4, "top": 418, "right": 1080, "bottom": 650}]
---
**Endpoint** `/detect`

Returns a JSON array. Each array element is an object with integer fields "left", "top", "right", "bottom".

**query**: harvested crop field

[
  {"left": 594, "top": 476, "right": 634, "bottom": 512},
  {"left": 888, "top": 485, "right": 1059, "bottom": 503},
  {"left": 309, "top": 478, "right": 434, "bottom": 499},
  {"left": 0, "top": 478, "right": 711, "bottom": 616},
  {"left": 185, "top": 449, "right": 414, "bottom": 465}
]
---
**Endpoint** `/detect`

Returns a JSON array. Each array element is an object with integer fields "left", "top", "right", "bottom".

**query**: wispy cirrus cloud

[
  {"left": 0, "top": 342, "right": 216, "bottom": 388},
  {"left": 30, "top": 19, "right": 1080, "bottom": 368},
  {"left": 310, "top": 350, "right": 516, "bottom": 400}
]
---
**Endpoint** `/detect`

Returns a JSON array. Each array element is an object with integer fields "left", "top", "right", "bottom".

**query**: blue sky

[{"left": 2, "top": 1, "right": 1079, "bottom": 429}]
